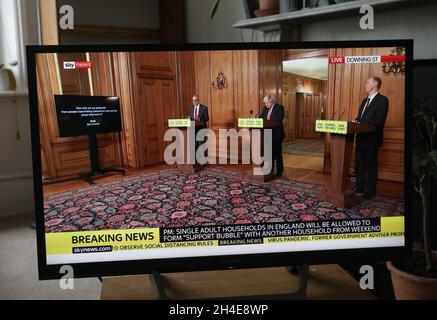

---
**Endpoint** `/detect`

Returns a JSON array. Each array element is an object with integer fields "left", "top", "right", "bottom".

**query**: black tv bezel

[
  {"left": 27, "top": 40, "right": 413, "bottom": 280},
  {"left": 54, "top": 94, "right": 122, "bottom": 137}
]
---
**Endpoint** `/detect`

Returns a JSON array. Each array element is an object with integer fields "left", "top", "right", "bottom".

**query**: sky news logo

[
  {"left": 63, "top": 61, "right": 93, "bottom": 69},
  {"left": 329, "top": 55, "right": 406, "bottom": 64}
]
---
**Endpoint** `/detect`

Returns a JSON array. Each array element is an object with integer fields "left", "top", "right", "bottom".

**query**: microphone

[
  {"left": 250, "top": 110, "right": 254, "bottom": 118},
  {"left": 338, "top": 110, "right": 346, "bottom": 120},
  {"left": 332, "top": 110, "right": 338, "bottom": 120}
]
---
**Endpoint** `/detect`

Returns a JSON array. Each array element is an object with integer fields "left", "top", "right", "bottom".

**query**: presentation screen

[
  {"left": 27, "top": 41, "right": 412, "bottom": 279},
  {"left": 54, "top": 95, "right": 122, "bottom": 137}
]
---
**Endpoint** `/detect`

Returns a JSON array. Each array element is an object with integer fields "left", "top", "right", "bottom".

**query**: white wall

[
  {"left": 0, "top": 0, "right": 39, "bottom": 217},
  {"left": 0, "top": 95, "right": 34, "bottom": 217}
]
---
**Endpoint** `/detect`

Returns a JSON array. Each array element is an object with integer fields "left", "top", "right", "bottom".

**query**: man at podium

[
  {"left": 189, "top": 94, "right": 209, "bottom": 127},
  {"left": 354, "top": 77, "right": 389, "bottom": 199},
  {"left": 189, "top": 94, "right": 209, "bottom": 152},
  {"left": 260, "top": 94, "right": 285, "bottom": 176}
]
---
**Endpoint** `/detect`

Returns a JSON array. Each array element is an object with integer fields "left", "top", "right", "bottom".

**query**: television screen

[
  {"left": 54, "top": 95, "right": 122, "bottom": 137},
  {"left": 27, "top": 41, "right": 412, "bottom": 279}
]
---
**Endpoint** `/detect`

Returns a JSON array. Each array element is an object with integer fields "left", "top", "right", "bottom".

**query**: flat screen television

[
  {"left": 27, "top": 40, "right": 412, "bottom": 280},
  {"left": 54, "top": 95, "right": 122, "bottom": 137}
]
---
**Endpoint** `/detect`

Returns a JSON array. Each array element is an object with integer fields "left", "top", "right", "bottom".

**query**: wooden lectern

[
  {"left": 168, "top": 119, "right": 207, "bottom": 174},
  {"left": 238, "top": 118, "right": 282, "bottom": 182},
  {"left": 315, "top": 120, "right": 376, "bottom": 209}
]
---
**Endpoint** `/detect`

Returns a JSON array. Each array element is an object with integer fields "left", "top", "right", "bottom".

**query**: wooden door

[
  {"left": 137, "top": 78, "right": 178, "bottom": 165},
  {"left": 281, "top": 73, "right": 291, "bottom": 143},
  {"left": 301, "top": 93, "right": 322, "bottom": 139}
]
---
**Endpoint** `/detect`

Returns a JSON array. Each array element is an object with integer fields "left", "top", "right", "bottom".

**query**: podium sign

[
  {"left": 315, "top": 120, "right": 348, "bottom": 134},
  {"left": 315, "top": 119, "right": 376, "bottom": 209},
  {"left": 168, "top": 119, "right": 191, "bottom": 128},
  {"left": 238, "top": 118, "right": 264, "bottom": 129}
]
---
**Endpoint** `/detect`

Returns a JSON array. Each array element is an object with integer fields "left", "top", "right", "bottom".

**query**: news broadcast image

[{"left": 35, "top": 47, "right": 405, "bottom": 266}]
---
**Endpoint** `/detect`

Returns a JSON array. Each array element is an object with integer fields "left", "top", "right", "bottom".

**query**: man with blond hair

[{"left": 260, "top": 94, "right": 285, "bottom": 176}]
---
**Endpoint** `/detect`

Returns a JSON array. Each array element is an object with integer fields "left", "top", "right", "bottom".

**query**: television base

[
  {"left": 149, "top": 264, "right": 309, "bottom": 300},
  {"left": 82, "top": 132, "right": 126, "bottom": 184},
  {"left": 80, "top": 168, "right": 126, "bottom": 185}
]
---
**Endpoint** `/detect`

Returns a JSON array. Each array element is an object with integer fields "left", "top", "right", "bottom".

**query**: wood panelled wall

[
  {"left": 326, "top": 47, "right": 405, "bottom": 182},
  {"left": 130, "top": 52, "right": 181, "bottom": 166},
  {"left": 282, "top": 72, "right": 327, "bottom": 142},
  {"left": 37, "top": 51, "right": 189, "bottom": 179},
  {"left": 37, "top": 53, "right": 122, "bottom": 180},
  {"left": 37, "top": 49, "right": 283, "bottom": 179},
  {"left": 193, "top": 49, "right": 282, "bottom": 161}
]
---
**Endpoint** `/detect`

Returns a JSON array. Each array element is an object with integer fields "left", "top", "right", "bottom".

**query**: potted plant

[
  {"left": 211, "top": 0, "right": 280, "bottom": 19},
  {"left": 387, "top": 98, "right": 437, "bottom": 299},
  {"left": 0, "top": 61, "right": 17, "bottom": 91}
]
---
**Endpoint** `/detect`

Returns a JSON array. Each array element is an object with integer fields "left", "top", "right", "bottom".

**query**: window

[{"left": 0, "top": 0, "right": 28, "bottom": 92}]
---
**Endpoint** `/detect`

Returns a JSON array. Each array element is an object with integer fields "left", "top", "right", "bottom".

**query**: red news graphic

[
  {"left": 329, "top": 55, "right": 406, "bottom": 64},
  {"left": 63, "top": 61, "right": 93, "bottom": 69}
]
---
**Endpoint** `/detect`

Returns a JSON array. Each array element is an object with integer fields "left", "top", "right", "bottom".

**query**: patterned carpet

[
  {"left": 283, "top": 139, "right": 325, "bottom": 157},
  {"left": 44, "top": 168, "right": 404, "bottom": 233}
]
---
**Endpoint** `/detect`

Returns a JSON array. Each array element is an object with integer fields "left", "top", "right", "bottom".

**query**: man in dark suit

[
  {"left": 189, "top": 94, "right": 209, "bottom": 127},
  {"left": 188, "top": 94, "right": 209, "bottom": 152},
  {"left": 354, "top": 77, "right": 389, "bottom": 199},
  {"left": 260, "top": 94, "right": 285, "bottom": 176}
]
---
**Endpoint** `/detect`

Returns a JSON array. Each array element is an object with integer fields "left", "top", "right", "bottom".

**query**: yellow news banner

[
  {"left": 46, "top": 228, "right": 218, "bottom": 255},
  {"left": 45, "top": 217, "right": 404, "bottom": 255},
  {"left": 264, "top": 216, "right": 405, "bottom": 243}
]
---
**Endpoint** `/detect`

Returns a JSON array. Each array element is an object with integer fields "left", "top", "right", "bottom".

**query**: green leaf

[
  {"left": 423, "top": 150, "right": 437, "bottom": 178},
  {"left": 210, "top": 0, "right": 221, "bottom": 19}
]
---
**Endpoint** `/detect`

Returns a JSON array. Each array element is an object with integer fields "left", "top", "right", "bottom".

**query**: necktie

[
  {"left": 194, "top": 106, "right": 198, "bottom": 119},
  {"left": 360, "top": 98, "right": 371, "bottom": 119},
  {"left": 267, "top": 108, "right": 273, "bottom": 120}
]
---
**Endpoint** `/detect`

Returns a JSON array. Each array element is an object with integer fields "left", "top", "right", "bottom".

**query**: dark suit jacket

[
  {"left": 260, "top": 103, "right": 285, "bottom": 141},
  {"left": 355, "top": 93, "right": 389, "bottom": 148},
  {"left": 189, "top": 104, "right": 209, "bottom": 129}
]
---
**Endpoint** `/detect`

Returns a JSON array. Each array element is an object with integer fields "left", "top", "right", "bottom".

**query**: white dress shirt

[
  {"left": 267, "top": 103, "right": 275, "bottom": 120},
  {"left": 361, "top": 91, "right": 379, "bottom": 118}
]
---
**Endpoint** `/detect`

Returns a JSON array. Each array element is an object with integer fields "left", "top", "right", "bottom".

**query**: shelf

[
  {"left": 0, "top": 90, "right": 28, "bottom": 97},
  {"left": 233, "top": 0, "right": 434, "bottom": 30}
]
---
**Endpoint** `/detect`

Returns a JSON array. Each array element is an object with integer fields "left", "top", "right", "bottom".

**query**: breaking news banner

[
  {"left": 329, "top": 55, "right": 406, "bottom": 64},
  {"left": 44, "top": 216, "right": 404, "bottom": 264}
]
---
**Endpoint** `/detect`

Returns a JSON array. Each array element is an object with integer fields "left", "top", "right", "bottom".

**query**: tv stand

[
  {"left": 149, "top": 264, "right": 309, "bottom": 300},
  {"left": 150, "top": 271, "right": 169, "bottom": 300},
  {"left": 82, "top": 132, "right": 126, "bottom": 184}
]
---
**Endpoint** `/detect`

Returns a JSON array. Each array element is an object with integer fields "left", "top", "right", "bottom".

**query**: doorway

[{"left": 281, "top": 50, "right": 328, "bottom": 172}]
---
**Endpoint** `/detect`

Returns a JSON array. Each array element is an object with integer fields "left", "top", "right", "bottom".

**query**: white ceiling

[{"left": 283, "top": 57, "right": 328, "bottom": 81}]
